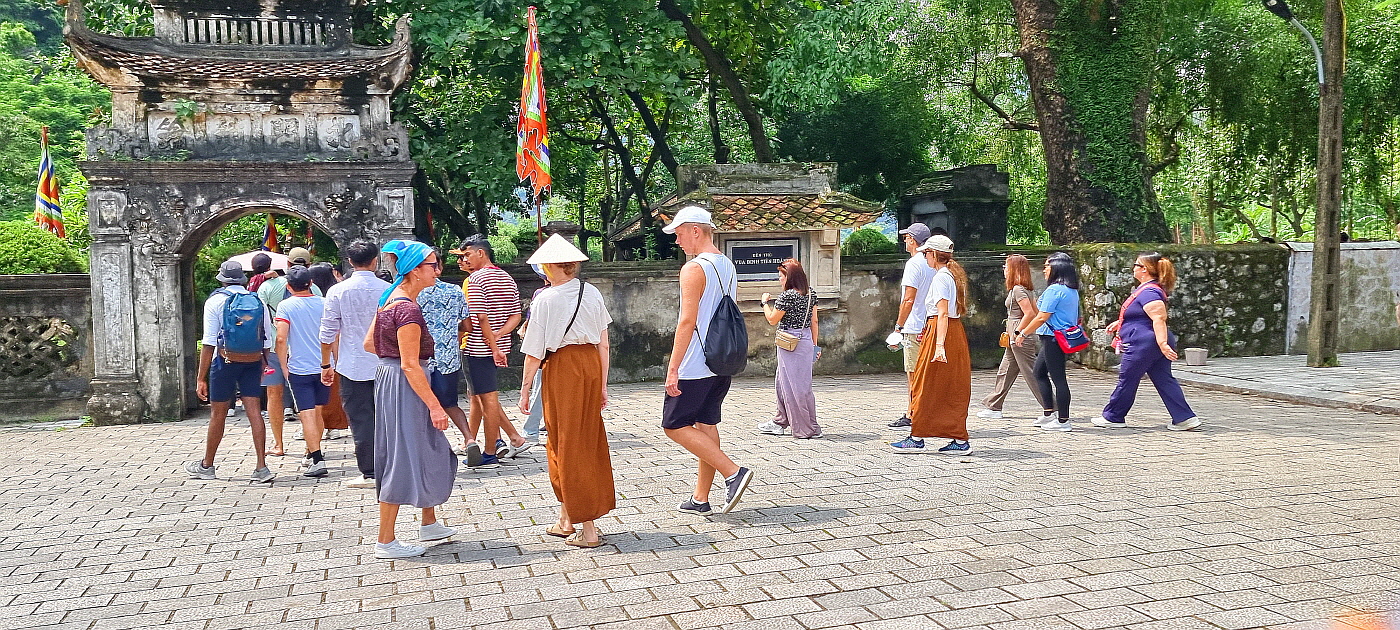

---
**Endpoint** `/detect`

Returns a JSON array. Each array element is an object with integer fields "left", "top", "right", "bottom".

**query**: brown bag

[
  {"left": 775, "top": 329, "right": 799, "bottom": 352},
  {"left": 998, "top": 332, "right": 1010, "bottom": 348}
]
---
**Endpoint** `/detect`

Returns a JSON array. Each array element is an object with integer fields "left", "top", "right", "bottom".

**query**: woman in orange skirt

[
  {"left": 518, "top": 235, "right": 615, "bottom": 548},
  {"left": 893, "top": 234, "right": 972, "bottom": 454}
]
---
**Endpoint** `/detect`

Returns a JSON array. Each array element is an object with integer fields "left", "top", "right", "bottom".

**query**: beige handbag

[{"left": 775, "top": 329, "right": 799, "bottom": 351}]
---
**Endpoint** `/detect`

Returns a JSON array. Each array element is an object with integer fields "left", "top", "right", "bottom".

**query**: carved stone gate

[{"left": 67, "top": 0, "right": 417, "bottom": 424}]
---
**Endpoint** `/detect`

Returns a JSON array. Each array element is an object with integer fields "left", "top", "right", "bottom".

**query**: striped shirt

[{"left": 465, "top": 266, "right": 522, "bottom": 357}]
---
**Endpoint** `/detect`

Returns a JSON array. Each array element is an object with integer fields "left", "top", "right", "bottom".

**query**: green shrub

[
  {"left": 842, "top": 227, "right": 898, "bottom": 256},
  {"left": 0, "top": 220, "right": 86, "bottom": 273}
]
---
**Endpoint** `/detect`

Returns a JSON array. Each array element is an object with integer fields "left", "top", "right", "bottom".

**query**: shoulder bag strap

[
  {"left": 691, "top": 257, "right": 719, "bottom": 346},
  {"left": 545, "top": 281, "right": 589, "bottom": 362}
]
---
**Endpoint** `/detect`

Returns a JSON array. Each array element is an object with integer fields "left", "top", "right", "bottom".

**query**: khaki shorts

[{"left": 901, "top": 333, "right": 923, "bottom": 373}]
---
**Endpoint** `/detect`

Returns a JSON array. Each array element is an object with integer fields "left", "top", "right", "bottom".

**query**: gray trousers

[{"left": 981, "top": 329, "right": 1049, "bottom": 411}]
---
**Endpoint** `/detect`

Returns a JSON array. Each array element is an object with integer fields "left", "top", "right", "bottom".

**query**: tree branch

[{"left": 968, "top": 81, "right": 1040, "bottom": 132}]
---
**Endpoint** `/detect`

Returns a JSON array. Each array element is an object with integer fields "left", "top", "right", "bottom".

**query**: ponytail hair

[
  {"left": 1138, "top": 252, "right": 1176, "bottom": 294},
  {"left": 935, "top": 250, "right": 969, "bottom": 316}
]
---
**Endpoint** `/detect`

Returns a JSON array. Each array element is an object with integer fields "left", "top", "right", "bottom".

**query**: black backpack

[{"left": 694, "top": 257, "right": 748, "bottom": 376}]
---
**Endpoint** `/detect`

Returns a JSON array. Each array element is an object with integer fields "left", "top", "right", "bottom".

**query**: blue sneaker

[
  {"left": 890, "top": 437, "right": 925, "bottom": 453},
  {"left": 937, "top": 440, "right": 971, "bottom": 454},
  {"left": 677, "top": 497, "right": 712, "bottom": 515},
  {"left": 469, "top": 453, "right": 500, "bottom": 470}
]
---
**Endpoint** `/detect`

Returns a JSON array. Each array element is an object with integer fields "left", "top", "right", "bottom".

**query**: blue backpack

[{"left": 216, "top": 289, "right": 266, "bottom": 362}]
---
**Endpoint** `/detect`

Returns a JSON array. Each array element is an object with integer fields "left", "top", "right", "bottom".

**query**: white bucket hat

[
  {"left": 917, "top": 234, "right": 955, "bottom": 253},
  {"left": 527, "top": 234, "right": 589, "bottom": 265},
  {"left": 662, "top": 205, "right": 715, "bottom": 234}
]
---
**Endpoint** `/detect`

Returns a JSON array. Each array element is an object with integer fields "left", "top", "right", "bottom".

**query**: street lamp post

[{"left": 1260, "top": 0, "right": 1344, "bottom": 368}]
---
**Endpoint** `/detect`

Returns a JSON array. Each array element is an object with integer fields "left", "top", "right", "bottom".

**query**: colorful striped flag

[
  {"left": 34, "top": 127, "right": 64, "bottom": 238},
  {"left": 516, "top": 6, "right": 550, "bottom": 202},
  {"left": 260, "top": 214, "right": 280, "bottom": 253}
]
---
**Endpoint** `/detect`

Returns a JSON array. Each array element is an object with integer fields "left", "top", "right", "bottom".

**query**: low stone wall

[
  {"left": 1285, "top": 241, "right": 1400, "bottom": 354},
  {"left": 0, "top": 275, "right": 93, "bottom": 423}
]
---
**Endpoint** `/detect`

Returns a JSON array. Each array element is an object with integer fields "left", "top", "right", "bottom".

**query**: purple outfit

[{"left": 1100, "top": 283, "right": 1196, "bottom": 425}]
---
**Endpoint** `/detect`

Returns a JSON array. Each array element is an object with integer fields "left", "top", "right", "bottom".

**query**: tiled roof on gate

[
  {"left": 657, "top": 192, "right": 884, "bottom": 233},
  {"left": 69, "top": 36, "right": 406, "bottom": 80}
]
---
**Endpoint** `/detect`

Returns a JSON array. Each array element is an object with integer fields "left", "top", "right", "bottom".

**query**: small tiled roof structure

[{"left": 658, "top": 192, "right": 883, "bottom": 232}]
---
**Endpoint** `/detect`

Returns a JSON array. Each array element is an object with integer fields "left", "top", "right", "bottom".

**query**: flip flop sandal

[
  {"left": 545, "top": 524, "right": 575, "bottom": 538},
  {"left": 564, "top": 532, "right": 604, "bottom": 548}
]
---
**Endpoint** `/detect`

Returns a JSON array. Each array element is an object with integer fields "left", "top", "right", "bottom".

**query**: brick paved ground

[
  {"left": 3, "top": 367, "right": 1399, "bottom": 630},
  {"left": 1176, "top": 350, "right": 1400, "bottom": 416}
]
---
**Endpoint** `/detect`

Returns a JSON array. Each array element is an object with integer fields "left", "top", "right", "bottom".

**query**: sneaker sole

[
  {"left": 303, "top": 469, "right": 328, "bottom": 477},
  {"left": 720, "top": 471, "right": 753, "bottom": 514},
  {"left": 374, "top": 549, "right": 426, "bottom": 559},
  {"left": 468, "top": 464, "right": 500, "bottom": 470},
  {"left": 1040, "top": 425, "right": 1072, "bottom": 432},
  {"left": 1091, "top": 421, "right": 1126, "bottom": 428},
  {"left": 678, "top": 507, "right": 713, "bottom": 515},
  {"left": 937, "top": 447, "right": 972, "bottom": 455},
  {"left": 891, "top": 448, "right": 929, "bottom": 454},
  {"left": 1169, "top": 419, "right": 1202, "bottom": 431},
  {"left": 419, "top": 531, "right": 456, "bottom": 542},
  {"left": 464, "top": 443, "right": 483, "bottom": 468}
]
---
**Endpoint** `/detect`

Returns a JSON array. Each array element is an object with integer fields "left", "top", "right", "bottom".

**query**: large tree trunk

[
  {"left": 658, "top": 0, "right": 773, "bottom": 163},
  {"left": 1011, "top": 0, "right": 1170, "bottom": 244}
]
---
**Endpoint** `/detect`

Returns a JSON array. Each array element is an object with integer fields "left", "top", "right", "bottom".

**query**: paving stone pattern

[
  {"left": 3, "top": 368, "right": 1399, "bottom": 630},
  {"left": 1176, "top": 350, "right": 1400, "bottom": 417}
]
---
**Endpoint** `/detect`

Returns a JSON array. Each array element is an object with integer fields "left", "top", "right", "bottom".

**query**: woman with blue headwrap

[{"left": 360, "top": 240, "right": 459, "bottom": 559}]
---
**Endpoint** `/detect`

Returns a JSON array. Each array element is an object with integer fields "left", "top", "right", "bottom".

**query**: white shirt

[
  {"left": 899, "top": 254, "right": 934, "bottom": 334},
  {"left": 521, "top": 279, "right": 612, "bottom": 360},
  {"left": 318, "top": 270, "right": 391, "bottom": 382},
  {"left": 924, "top": 267, "right": 960, "bottom": 319},
  {"left": 678, "top": 252, "right": 737, "bottom": 380},
  {"left": 202, "top": 285, "right": 274, "bottom": 349}
]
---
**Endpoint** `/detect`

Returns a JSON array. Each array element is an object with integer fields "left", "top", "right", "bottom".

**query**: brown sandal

[
  {"left": 545, "top": 524, "right": 575, "bottom": 538},
  {"left": 564, "top": 531, "right": 604, "bottom": 548}
]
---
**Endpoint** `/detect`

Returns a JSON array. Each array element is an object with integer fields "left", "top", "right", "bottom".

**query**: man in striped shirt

[{"left": 451, "top": 235, "right": 533, "bottom": 469}]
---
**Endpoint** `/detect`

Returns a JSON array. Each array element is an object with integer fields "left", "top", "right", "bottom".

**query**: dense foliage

[
  {"left": 841, "top": 228, "right": 899, "bottom": 256},
  {"left": 0, "top": 220, "right": 86, "bottom": 273}
]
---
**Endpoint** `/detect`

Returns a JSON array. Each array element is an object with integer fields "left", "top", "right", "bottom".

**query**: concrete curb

[{"left": 1175, "top": 372, "right": 1400, "bottom": 418}]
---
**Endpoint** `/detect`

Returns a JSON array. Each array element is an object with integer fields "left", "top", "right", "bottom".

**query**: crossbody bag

[{"left": 774, "top": 291, "right": 816, "bottom": 352}]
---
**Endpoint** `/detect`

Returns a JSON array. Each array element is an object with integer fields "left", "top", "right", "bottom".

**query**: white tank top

[{"left": 678, "top": 252, "right": 737, "bottom": 380}]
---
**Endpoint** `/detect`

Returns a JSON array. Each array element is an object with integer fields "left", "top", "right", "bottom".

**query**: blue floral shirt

[{"left": 416, "top": 279, "right": 469, "bottom": 374}]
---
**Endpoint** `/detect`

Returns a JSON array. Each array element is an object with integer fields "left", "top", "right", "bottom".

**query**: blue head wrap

[{"left": 378, "top": 239, "right": 432, "bottom": 306}]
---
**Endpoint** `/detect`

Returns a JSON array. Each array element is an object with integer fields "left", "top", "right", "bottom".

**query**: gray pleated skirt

[{"left": 374, "top": 358, "right": 458, "bottom": 508}]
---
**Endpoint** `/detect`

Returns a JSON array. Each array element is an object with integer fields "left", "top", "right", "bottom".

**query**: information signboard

[{"left": 726, "top": 238, "right": 800, "bottom": 281}]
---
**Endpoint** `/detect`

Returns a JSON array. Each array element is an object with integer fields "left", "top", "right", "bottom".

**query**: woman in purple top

[{"left": 1097, "top": 253, "right": 1202, "bottom": 431}]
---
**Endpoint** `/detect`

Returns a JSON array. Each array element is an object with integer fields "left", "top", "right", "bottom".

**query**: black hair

[
  {"left": 345, "top": 239, "right": 379, "bottom": 267},
  {"left": 250, "top": 252, "right": 272, "bottom": 275},
  {"left": 461, "top": 234, "right": 494, "bottom": 262},
  {"left": 1045, "top": 252, "right": 1079, "bottom": 289},
  {"left": 287, "top": 270, "right": 313, "bottom": 291},
  {"left": 309, "top": 262, "right": 337, "bottom": 294},
  {"left": 375, "top": 269, "right": 393, "bottom": 282},
  {"left": 929, "top": 226, "right": 949, "bottom": 237}
]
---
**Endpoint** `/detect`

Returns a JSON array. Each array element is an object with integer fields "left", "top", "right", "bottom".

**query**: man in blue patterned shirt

[{"left": 416, "top": 248, "right": 478, "bottom": 463}]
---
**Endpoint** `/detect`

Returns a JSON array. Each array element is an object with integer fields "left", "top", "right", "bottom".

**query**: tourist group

[{"left": 184, "top": 206, "right": 1200, "bottom": 558}]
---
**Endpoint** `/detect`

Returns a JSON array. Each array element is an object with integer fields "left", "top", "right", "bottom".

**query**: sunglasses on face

[
  {"left": 419, "top": 261, "right": 441, "bottom": 271},
  {"left": 1133, "top": 263, "right": 1145, "bottom": 269}
]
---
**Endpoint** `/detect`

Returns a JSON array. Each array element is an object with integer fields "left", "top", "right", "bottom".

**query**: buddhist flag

[
  {"left": 260, "top": 214, "right": 280, "bottom": 253},
  {"left": 516, "top": 6, "right": 550, "bottom": 201},
  {"left": 34, "top": 127, "right": 64, "bottom": 238}
]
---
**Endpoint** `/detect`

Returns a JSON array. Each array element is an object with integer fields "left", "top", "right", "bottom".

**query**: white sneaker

[
  {"left": 373, "top": 540, "right": 426, "bottom": 559},
  {"left": 976, "top": 409, "right": 1003, "bottom": 419},
  {"left": 419, "top": 521, "right": 458, "bottom": 541},
  {"left": 1169, "top": 417, "right": 1203, "bottom": 431},
  {"left": 757, "top": 420, "right": 787, "bottom": 436},
  {"left": 1033, "top": 413, "right": 1058, "bottom": 427},
  {"left": 249, "top": 466, "right": 274, "bottom": 484},
  {"left": 325, "top": 429, "right": 344, "bottom": 440},
  {"left": 1040, "top": 419, "right": 1073, "bottom": 432},
  {"left": 184, "top": 460, "right": 216, "bottom": 480},
  {"left": 303, "top": 460, "right": 328, "bottom": 477},
  {"left": 1091, "top": 417, "right": 1127, "bottom": 428},
  {"left": 343, "top": 474, "right": 375, "bottom": 489}
]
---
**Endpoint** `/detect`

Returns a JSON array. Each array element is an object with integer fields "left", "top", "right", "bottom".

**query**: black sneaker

[
  {"left": 678, "top": 497, "right": 712, "bottom": 515},
  {"left": 720, "top": 467, "right": 754, "bottom": 514},
  {"left": 888, "top": 415, "right": 912, "bottom": 428}
]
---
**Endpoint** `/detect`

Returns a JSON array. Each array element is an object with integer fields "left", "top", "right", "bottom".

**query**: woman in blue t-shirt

[{"left": 1013, "top": 253, "right": 1079, "bottom": 431}]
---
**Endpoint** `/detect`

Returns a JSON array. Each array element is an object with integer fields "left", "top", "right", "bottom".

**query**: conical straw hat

[{"left": 527, "top": 234, "right": 589, "bottom": 265}]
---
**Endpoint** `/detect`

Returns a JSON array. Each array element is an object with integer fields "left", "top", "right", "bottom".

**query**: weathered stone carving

[{"left": 85, "top": 125, "right": 147, "bottom": 160}]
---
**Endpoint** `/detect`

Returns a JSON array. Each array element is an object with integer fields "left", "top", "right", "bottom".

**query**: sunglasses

[
  {"left": 1133, "top": 263, "right": 1145, "bottom": 269},
  {"left": 419, "top": 261, "right": 441, "bottom": 271}
]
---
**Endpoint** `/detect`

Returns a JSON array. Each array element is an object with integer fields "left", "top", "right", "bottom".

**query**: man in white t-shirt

[
  {"left": 889, "top": 222, "right": 933, "bottom": 428},
  {"left": 662, "top": 206, "right": 754, "bottom": 517}
]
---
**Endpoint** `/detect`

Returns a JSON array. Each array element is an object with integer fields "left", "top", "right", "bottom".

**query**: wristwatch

[{"left": 321, "top": 363, "right": 331, "bottom": 369}]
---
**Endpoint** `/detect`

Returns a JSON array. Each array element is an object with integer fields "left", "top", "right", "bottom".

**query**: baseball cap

[
  {"left": 216, "top": 260, "right": 247, "bottom": 285},
  {"left": 287, "top": 247, "right": 312, "bottom": 266},
  {"left": 286, "top": 265, "right": 313, "bottom": 291},
  {"left": 917, "top": 234, "right": 955, "bottom": 253},
  {"left": 898, "top": 223, "right": 931, "bottom": 244},
  {"left": 661, "top": 206, "right": 715, "bottom": 234}
]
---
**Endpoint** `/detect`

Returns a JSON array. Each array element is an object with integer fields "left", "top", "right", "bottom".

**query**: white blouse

[
  {"left": 521, "top": 279, "right": 612, "bottom": 360},
  {"left": 923, "top": 267, "right": 960, "bottom": 319}
]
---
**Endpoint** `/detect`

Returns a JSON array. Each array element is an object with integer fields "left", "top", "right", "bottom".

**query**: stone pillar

[
  {"left": 139, "top": 252, "right": 187, "bottom": 420},
  {"left": 86, "top": 234, "right": 147, "bottom": 425}
]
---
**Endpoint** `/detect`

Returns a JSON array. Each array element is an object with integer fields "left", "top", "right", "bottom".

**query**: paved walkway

[
  {"left": 1175, "top": 350, "right": 1400, "bottom": 416},
  {"left": 3, "top": 368, "right": 1399, "bottom": 630}
]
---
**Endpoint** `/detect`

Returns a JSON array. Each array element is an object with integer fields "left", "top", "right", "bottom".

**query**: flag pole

[{"left": 536, "top": 196, "right": 544, "bottom": 245}]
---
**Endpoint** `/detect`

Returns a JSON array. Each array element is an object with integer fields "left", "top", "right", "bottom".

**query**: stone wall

[
  {"left": 1285, "top": 241, "right": 1400, "bottom": 354},
  {"left": 0, "top": 275, "right": 93, "bottom": 422}
]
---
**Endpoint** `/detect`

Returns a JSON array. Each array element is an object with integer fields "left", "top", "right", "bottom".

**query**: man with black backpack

[
  {"left": 661, "top": 206, "right": 754, "bottom": 516},
  {"left": 188, "top": 260, "right": 276, "bottom": 483}
]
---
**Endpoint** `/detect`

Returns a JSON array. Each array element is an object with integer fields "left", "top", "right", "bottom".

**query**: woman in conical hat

[{"left": 518, "top": 235, "right": 616, "bottom": 547}]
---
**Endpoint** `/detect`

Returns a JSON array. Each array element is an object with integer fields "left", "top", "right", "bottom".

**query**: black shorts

[
  {"left": 209, "top": 359, "right": 262, "bottom": 403},
  {"left": 287, "top": 372, "right": 330, "bottom": 409},
  {"left": 430, "top": 368, "right": 462, "bottom": 409},
  {"left": 464, "top": 355, "right": 499, "bottom": 395},
  {"left": 662, "top": 376, "right": 732, "bottom": 430}
]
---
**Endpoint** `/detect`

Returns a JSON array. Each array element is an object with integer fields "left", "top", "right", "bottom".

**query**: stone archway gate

[{"left": 67, "top": 0, "right": 418, "bottom": 424}]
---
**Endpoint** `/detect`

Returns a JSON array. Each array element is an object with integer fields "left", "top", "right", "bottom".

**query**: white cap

[
  {"left": 527, "top": 234, "right": 589, "bottom": 265},
  {"left": 885, "top": 331, "right": 904, "bottom": 347},
  {"left": 662, "top": 205, "right": 715, "bottom": 234},
  {"left": 917, "top": 234, "right": 955, "bottom": 253}
]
